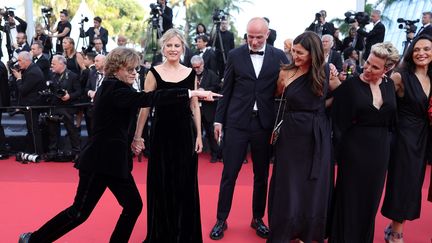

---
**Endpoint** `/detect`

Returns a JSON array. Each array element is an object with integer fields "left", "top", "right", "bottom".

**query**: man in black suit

[
  {"left": 156, "top": 0, "right": 173, "bottom": 36},
  {"left": 356, "top": 9, "right": 385, "bottom": 61},
  {"left": 307, "top": 10, "right": 335, "bottom": 37},
  {"left": 416, "top": 11, "right": 432, "bottom": 38},
  {"left": 322, "top": 34, "right": 343, "bottom": 72},
  {"left": 191, "top": 55, "right": 221, "bottom": 163},
  {"left": 31, "top": 41, "right": 51, "bottom": 81},
  {"left": 84, "top": 54, "right": 106, "bottom": 137},
  {"left": 212, "top": 19, "right": 235, "bottom": 79},
  {"left": 11, "top": 51, "right": 46, "bottom": 155},
  {"left": 45, "top": 55, "right": 81, "bottom": 159},
  {"left": 210, "top": 17, "right": 289, "bottom": 240},
  {"left": 0, "top": 61, "right": 10, "bottom": 159},
  {"left": 13, "top": 32, "right": 31, "bottom": 58},
  {"left": 82, "top": 16, "right": 109, "bottom": 53},
  {"left": 195, "top": 35, "right": 218, "bottom": 74},
  {"left": 0, "top": 11, "right": 27, "bottom": 60},
  {"left": 92, "top": 37, "right": 108, "bottom": 55}
]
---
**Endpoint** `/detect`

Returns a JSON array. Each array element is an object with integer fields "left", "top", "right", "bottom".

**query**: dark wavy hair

[
  {"left": 196, "top": 23, "right": 207, "bottom": 35},
  {"left": 281, "top": 31, "right": 325, "bottom": 97},
  {"left": 400, "top": 34, "right": 432, "bottom": 74}
]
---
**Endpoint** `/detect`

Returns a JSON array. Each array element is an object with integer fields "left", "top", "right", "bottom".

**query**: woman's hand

[
  {"left": 131, "top": 137, "right": 144, "bottom": 155},
  {"left": 195, "top": 136, "right": 203, "bottom": 153},
  {"left": 190, "top": 90, "right": 222, "bottom": 101}
]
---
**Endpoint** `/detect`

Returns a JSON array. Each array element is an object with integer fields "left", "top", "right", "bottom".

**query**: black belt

[{"left": 252, "top": 110, "right": 259, "bottom": 117}]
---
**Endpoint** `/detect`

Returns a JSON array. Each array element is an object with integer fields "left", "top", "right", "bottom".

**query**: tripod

[
  {"left": 142, "top": 15, "right": 162, "bottom": 65},
  {"left": 77, "top": 22, "right": 88, "bottom": 53},
  {"left": 210, "top": 20, "right": 227, "bottom": 65}
]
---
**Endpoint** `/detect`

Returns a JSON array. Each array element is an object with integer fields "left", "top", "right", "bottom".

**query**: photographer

[
  {"left": 45, "top": 55, "right": 81, "bottom": 160},
  {"left": 32, "top": 24, "right": 53, "bottom": 58},
  {"left": 416, "top": 11, "right": 432, "bottom": 38},
  {"left": 11, "top": 51, "right": 45, "bottom": 155},
  {"left": 211, "top": 19, "right": 235, "bottom": 79},
  {"left": 307, "top": 10, "right": 335, "bottom": 37},
  {"left": 0, "top": 10, "right": 27, "bottom": 60},
  {"left": 49, "top": 9, "right": 71, "bottom": 54},
  {"left": 355, "top": 9, "right": 385, "bottom": 61},
  {"left": 81, "top": 16, "right": 109, "bottom": 53},
  {"left": 153, "top": 0, "right": 173, "bottom": 35}
]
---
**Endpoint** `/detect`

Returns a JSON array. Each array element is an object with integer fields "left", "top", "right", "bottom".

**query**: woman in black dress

[
  {"left": 330, "top": 42, "right": 399, "bottom": 243},
  {"left": 267, "top": 31, "right": 340, "bottom": 243},
  {"left": 132, "top": 28, "right": 204, "bottom": 243},
  {"left": 381, "top": 35, "right": 432, "bottom": 242},
  {"left": 18, "top": 47, "right": 218, "bottom": 243}
]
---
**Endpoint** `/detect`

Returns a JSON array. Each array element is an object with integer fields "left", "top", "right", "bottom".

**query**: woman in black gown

[
  {"left": 330, "top": 42, "right": 399, "bottom": 243},
  {"left": 132, "top": 28, "right": 204, "bottom": 243},
  {"left": 381, "top": 35, "right": 432, "bottom": 242},
  {"left": 267, "top": 31, "right": 340, "bottom": 243}
]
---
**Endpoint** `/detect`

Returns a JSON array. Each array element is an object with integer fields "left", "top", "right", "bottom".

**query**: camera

[
  {"left": 40, "top": 112, "right": 64, "bottom": 122},
  {"left": 16, "top": 152, "right": 41, "bottom": 163},
  {"left": 7, "top": 57, "right": 20, "bottom": 71},
  {"left": 315, "top": 12, "right": 322, "bottom": 22},
  {"left": 344, "top": 11, "right": 370, "bottom": 27},
  {"left": 41, "top": 6, "right": 52, "bottom": 17},
  {"left": 80, "top": 16, "right": 89, "bottom": 24},
  {"left": 150, "top": 3, "right": 162, "bottom": 16},
  {"left": 38, "top": 80, "right": 67, "bottom": 99},
  {"left": 397, "top": 18, "right": 419, "bottom": 33},
  {"left": 0, "top": 7, "right": 15, "bottom": 19},
  {"left": 212, "top": 9, "right": 227, "bottom": 23}
]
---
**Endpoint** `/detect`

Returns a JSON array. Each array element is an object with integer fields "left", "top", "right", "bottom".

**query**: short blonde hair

[
  {"left": 370, "top": 42, "right": 400, "bottom": 69},
  {"left": 104, "top": 47, "right": 140, "bottom": 77},
  {"left": 159, "top": 28, "right": 187, "bottom": 54}
]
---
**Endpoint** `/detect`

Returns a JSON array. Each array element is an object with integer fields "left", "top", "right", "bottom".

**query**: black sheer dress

[
  {"left": 330, "top": 76, "right": 397, "bottom": 243},
  {"left": 144, "top": 67, "right": 203, "bottom": 243}
]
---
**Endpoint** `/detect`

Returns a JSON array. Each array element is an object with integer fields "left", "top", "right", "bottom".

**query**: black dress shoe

[
  {"left": 210, "top": 156, "right": 218, "bottom": 163},
  {"left": 0, "top": 154, "right": 9, "bottom": 160},
  {"left": 209, "top": 220, "right": 227, "bottom": 240},
  {"left": 250, "top": 218, "right": 269, "bottom": 239},
  {"left": 18, "top": 232, "right": 32, "bottom": 243}
]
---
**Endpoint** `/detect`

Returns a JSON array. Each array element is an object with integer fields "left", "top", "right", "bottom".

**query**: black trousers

[
  {"left": 29, "top": 170, "right": 143, "bottom": 243},
  {"left": 23, "top": 109, "right": 44, "bottom": 155},
  {"left": 216, "top": 115, "right": 271, "bottom": 221},
  {"left": 47, "top": 107, "right": 80, "bottom": 153}
]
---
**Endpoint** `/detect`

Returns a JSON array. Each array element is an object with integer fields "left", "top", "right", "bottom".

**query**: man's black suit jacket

[
  {"left": 328, "top": 50, "right": 343, "bottom": 72},
  {"left": 0, "top": 62, "right": 10, "bottom": 108},
  {"left": 16, "top": 63, "right": 45, "bottom": 106},
  {"left": 357, "top": 21, "right": 385, "bottom": 60},
  {"left": 161, "top": 6, "right": 173, "bottom": 34},
  {"left": 85, "top": 68, "right": 99, "bottom": 94},
  {"left": 84, "top": 26, "right": 109, "bottom": 51},
  {"left": 416, "top": 25, "right": 432, "bottom": 38},
  {"left": 200, "top": 69, "right": 221, "bottom": 122},
  {"left": 76, "top": 78, "right": 189, "bottom": 178},
  {"left": 34, "top": 55, "right": 51, "bottom": 81},
  {"left": 196, "top": 49, "right": 218, "bottom": 74},
  {"left": 215, "top": 44, "right": 289, "bottom": 130}
]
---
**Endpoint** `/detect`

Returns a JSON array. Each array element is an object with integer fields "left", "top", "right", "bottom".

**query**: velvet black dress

[
  {"left": 268, "top": 71, "right": 332, "bottom": 243},
  {"left": 144, "top": 67, "right": 203, "bottom": 243},
  {"left": 330, "top": 76, "right": 397, "bottom": 243},
  {"left": 381, "top": 71, "right": 431, "bottom": 222}
]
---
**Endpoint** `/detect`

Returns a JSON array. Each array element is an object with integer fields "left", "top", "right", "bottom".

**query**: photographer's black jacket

[
  {"left": 83, "top": 26, "right": 109, "bottom": 51},
  {"left": 76, "top": 77, "right": 190, "bottom": 178},
  {"left": 50, "top": 69, "right": 81, "bottom": 105},
  {"left": 0, "top": 16, "right": 27, "bottom": 59},
  {"left": 16, "top": 63, "right": 45, "bottom": 106}
]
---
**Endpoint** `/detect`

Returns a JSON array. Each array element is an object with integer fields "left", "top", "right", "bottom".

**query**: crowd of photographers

[{"left": 0, "top": 2, "right": 431, "bottom": 163}]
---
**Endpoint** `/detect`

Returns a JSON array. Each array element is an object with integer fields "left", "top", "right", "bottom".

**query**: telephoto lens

[{"left": 15, "top": 152, "right": 41, "bottom": 163}]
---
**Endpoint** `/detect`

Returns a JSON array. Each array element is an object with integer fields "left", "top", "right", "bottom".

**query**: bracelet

[{"left": 133, "top": 137, "right": 144, "bottom": 142}]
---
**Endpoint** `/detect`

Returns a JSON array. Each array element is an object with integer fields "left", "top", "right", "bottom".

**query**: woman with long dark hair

[{"left": 381, "top": 35, "right": 432, "bottom": 243}]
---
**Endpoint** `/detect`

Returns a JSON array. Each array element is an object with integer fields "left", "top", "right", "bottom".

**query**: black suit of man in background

[
  {"left": 12, "top": 52, "right": 46, "bottom": 155},
  {"left": 356, "top": 10, "right": 385, "bottom": 60}
]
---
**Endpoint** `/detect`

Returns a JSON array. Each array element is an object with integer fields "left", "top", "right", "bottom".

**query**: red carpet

[{"left": 1, "top": 154, "right": 431, "bottom": 243}]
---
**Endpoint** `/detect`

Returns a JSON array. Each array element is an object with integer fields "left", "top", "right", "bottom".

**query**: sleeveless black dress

[
  {"left": 144, "top": 67, "right": 203, "bottom": 243},
  {"left": 382, "top": 70, "right": 431, "bottom": 221},
  {"left": 268, "top": 71, "right": 332, "bottom": 242}
]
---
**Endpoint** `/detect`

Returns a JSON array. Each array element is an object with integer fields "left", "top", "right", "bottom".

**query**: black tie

[
  {"left": 33, "top": 57, "right": 38, "bottom": 62},
  {"left": 249, "top": 50, "right": 264, "bottom": 55}
]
